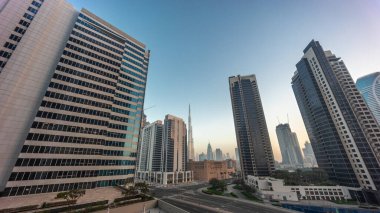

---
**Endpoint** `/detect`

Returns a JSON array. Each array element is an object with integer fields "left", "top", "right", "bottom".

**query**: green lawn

[
  {"left": 233, "top": 185, "right": 243, "bottom": 190},
  {"left": 241, "top": 191, "right": 263, "bottom": 202},
  {"left": 202, "top": 188, "right": 224, "bottom": 195}
]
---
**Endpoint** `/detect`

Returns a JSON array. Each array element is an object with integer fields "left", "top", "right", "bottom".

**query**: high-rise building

[
  {"left": 275, "top": 123, "right": 303, "bottom": 168},
  {"left": 163, "top": 115, "right": 187, "bottom": 172},
  {"left": 0, "top": 0, "right": 149, "bottom": 196},
  {"left": 188, "top": 105, "right": 195, "bottom": 161},
  {"left": 199, "top": 152, "right": 207, "bottom": 161},
  {"left": 302, "top": 141, "right": 317, "bottom": 168},
  {"left": 207, "top": 142, "right": 213, "bottom": 160},
  {"left": 229, "top": 74, "right": 275, "bottom": 178},
  {"left": 137, "top": 121, "right": 163, "bottom": 172},
  {"left": 215, "top": 148, "right": 223, "bottom": 161},
  {"left": 356, "top": 72, "right": 380, "bottom": 125},
  {"left": 226, "top": 153, "right": 230, "bottom": 159},
  {"left": 292, "top": 40, "right": 380, "bottom": 203}
]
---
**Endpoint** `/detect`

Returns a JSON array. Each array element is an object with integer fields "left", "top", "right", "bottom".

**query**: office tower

[
  {"left": 235, "top": 147, "right": 241, "bottom": 171},
  {"left": 188, "top": 105, "right": 195, "bottom": 161},
  {"left": 275, "top": 123, "right": 303, "bottom": 168},
  {"left": 292, "top": 40, "right": 380, "bottom": 203},
  {"left": 199, "top": 152, "right": 207, "bottom": 161},
  {"left": 207, "top": 142, "right": 213, "bottom": 160},
  {"left": 229, "top": 75, "right": 275, "bottom": 177},
  {"left": 302, "top": 141, "right": 317, "bottom": 168},
  {"left": 356, "top": 72, "right": 380, "bottom": 125},
  {"left": 0, "top": 0, "right": 149, "bottom": 196},
  {"left": 226, "top": 153, "right": 230, "bottom": 159},
  {"left": 163, "top": 115, "right": 187, "bottom": 172},
  {"left": 215, "top": 148, "right": 223, "bottom": 161},
  {"left": 138, "top": 121, "right": 163, "bottom": 172}
]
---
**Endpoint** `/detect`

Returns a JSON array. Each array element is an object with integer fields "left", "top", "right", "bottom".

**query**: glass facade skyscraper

[
  {"left": 0, "top": 0, "right": 149, "bottom": 196},
  {"left": 292, "top": 40, "right": 380, "bottom": 203},
  {"left": 276, "top": 123, "right": 303, "bottom": 168},
  {"left": 229, "top": 74, "right": 275, "bottom": 178},
  {"left": 356, "top": 72, "right": 380, "bottom": 125}
]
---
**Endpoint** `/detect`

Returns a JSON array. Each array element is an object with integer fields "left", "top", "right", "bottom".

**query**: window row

[
  {"left": 116, "top": 85, "right": 141, "bottom": 97},
  {"left": 71, "top": 30, "right": 122, "bottom": 56},
  {"left": 3, "top": 178, "right": 129, "bottom": 196},
  {"left": 49, "top": 81, "right": 113, "bottom": 102},
  {"left": 56, "top": 64, "right": 116, "bottom": 88},
  {"left": 115, "top": 92, "right": 136, "bottom": 103},
  {"left": 112, "top": 99, "right": 137, "bottom": 111},
  {"left": 32, "top": 0, "right": 42, "bottom": 8},
  {"left": 31, "top": 122, "right": 106, "bottom": 135},
  {"left": 121, "top": 67, "right": 146, "bottom": 82},
  {"left": 53, "top": 72, "right": 114, "bottom": 94},
  {"left": 4, "top": 42, "right": 17, "bottom": 50},
  {"left": 19, "top": 19, "right": 30, "bottom": 27},
  {"left": 9, "top": 169, "right": 134, "bottom": 181},
  {"left": 23, "top": 13, "right": 34, "bottom": 21},
  {"left": 65, "top": 43, "right": 121, "bottom": 67},
  {"left": 59, "top": 58, "right": 118, "bottom": 79},
  {"left": 119, "top": 72, "right": 145, "bottom": 86},
  {"left": 45, "top": 91, "right": 111, "bottom": 110},
  {"left": 27, "top": 6, "right": 38, "bottom": 14},
  {"left": 27, "top": 133, "right": 104, "bottom": 145},
  {"left": 118, "top": 78, "right": 144, "bottom": 92},
  {"left": 68, "top": 36, "right": 122, "bottom": 61},
  {"left": 9, "top": 34, "right": 21, "bottom": 42},
  {"left": 76, "top": 19, "right": 124, "bottom": 49},
  {"left": 124, "top": 48, "right": 144, "bottom": 63},
  {"left": 41, "top": 100, "right": 110, "bottom": 118},
  {"left": 62, "top": 50, "right": 119, "bottom": 73},
  {"left": 0, "top": 50, "right": 11, "bottom": 59},
  {"left": 14, "top": 27, "right": 26, "bottom": 35},
  {"left": 123, "top": 55, "right": 144, "bottom": 69},
  {"left": 110, "top": 114, "right": 133, "bottom": 124},
  {"left": 122, "top": 61, "right": 146, "bottom": 78},
  {"left": 15, "top": 158, "right": 135, "bottom": 167},
  {"left": 108, "top": 122, "right": 133, "bottom": 131},
  {"left": 36, "top": 110, "right": 109, "bottom": 127},
  {"left": 78, "top": 13, "right": 126, "bottom": 45},
  {"left": 21, "top": 145, "right": 135, "bottom": 157}
]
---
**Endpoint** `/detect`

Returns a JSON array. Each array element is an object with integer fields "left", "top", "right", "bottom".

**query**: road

[{"left": 150, "top": 182, "right": 294, "bottom": 213}]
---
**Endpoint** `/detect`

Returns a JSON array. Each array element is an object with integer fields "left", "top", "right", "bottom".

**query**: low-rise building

[
  {"left": 136, "top": 171, "right": 193, "bottom": 185},
  {"left": 188, "top": 160, "right": 229, "bottom": 182},
  {"left": 246, "top": 175, "right": 358, "bottom": 202}
]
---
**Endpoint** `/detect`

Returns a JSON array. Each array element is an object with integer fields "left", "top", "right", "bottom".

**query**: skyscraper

[
  {"left": 163, "top": 115, "right": 187, "bottom": 172},
  {"left": 302, "top": 141, "right": 317, "bottom": 168},
  {"left": 188, "top": 105, "right": 195, "bottom": 161},
  {"left": 215, "top": 148, "right": 223, "bottom": 161},
  {"left": 276, "top": 123, "right": 303, "bottom": 168},
  {"left": 138, "top": 121, "right": 163, "bottom": 172},
  {"left": 207, "top": 142, "right": 213, "bottom": 160},
  {"left": 199, "top": 152, "right": 207, "bottom": 161},
  {"left": 292, "top": 40, "right": 380, "bottom": 203},
  {"left": 356, "top": 72, "right": 380, "bottom": 125},
  {"left": 229, "top": 74, "right": 275, "bottom": 178},
  {"left": 0, "top": 0, "right": 149, "bottom": 196}
]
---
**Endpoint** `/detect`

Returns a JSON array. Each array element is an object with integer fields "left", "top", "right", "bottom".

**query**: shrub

[
  {"left": 230, "top": 192, "right": 238, "bottom": 198},
  {"left": 0, "top": 205, "right": 39, "bottom": 213}
]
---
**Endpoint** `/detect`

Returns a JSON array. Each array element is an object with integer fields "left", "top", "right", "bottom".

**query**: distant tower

[
  {"left": 275, "top": 123, "right": 303, "bottom": 168},
  {"left": 207, "top": 142, "right": 213, "bottom": 160},
  {"left": 229, "top": 74, "right": 275, "bottom": 177},
  {"left": 188, "top": 105, "right": 195, "bottom": 161},
  {"left": 356, "top": 72, "right": 380, "bottom": 125},
  {"left": 138, "top": 121, "right": 164, "bottom": 172},
  {"left": 303, "top": 141, "right": 317, "bottom": 168},
  {"left": 215, "top": 148, "right": 223, "bottom": 161}
]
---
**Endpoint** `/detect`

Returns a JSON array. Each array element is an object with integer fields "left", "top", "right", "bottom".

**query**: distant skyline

[{"left": 68, "top": 0, "right": 380, "bottom": 161}]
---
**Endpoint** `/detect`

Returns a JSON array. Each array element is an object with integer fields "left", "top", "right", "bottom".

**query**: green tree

[
  {"left": 56, "top": 189, "right": 85, "bottom": 203},
  {"left": 135, "top": 182, "right": 149, "bottom": 194},
  {"left": 209, "top": 178, "right": 219, "bottom": 189}
]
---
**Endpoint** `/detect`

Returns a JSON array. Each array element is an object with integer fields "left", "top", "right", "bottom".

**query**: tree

[
  {"left": 209, "top": 178, "right": 219, "bottom": 189},
  {"left": 135, "top": 182, "right": 149, "bottom": 194},
  {"left": 56, "top": 189, "right": 85, "bottom": 203},
  {"left": 124, "top": 186, "right": 138, "bottom": 196}
]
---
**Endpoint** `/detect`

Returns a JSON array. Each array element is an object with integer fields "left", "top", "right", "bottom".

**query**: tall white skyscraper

[
  {"left": 0, "top": 0, "right": 149, "bottom": 196},
  {"left": 215, "top": 148, "right": 223, "bottom": 161},
  {"left": 302, "top": 141, "right": 317, "bottom": 168},
  {"left": 138, "top": 121, "right": 163, "bottom": 172},
  {"left": 207, "top": 142, "right": 213, "bottom": 160},
  {"left": 187, "top": 105, "right": 195, "bottom": 161},
  {"left": 276, "top": 123, "right": 303, "bottom": 168}
]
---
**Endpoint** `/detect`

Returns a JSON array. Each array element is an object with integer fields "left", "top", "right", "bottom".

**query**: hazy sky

[{"left": 68, "top": 0, "right": 380, "bottom": 161}]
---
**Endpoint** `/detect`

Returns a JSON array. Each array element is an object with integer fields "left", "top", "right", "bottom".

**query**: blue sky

[{"left": 68, "top": 0, "right": 380, "bottom": 161}]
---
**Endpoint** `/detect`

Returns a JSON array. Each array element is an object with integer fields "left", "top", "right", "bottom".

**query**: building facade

[
  {"left": 0, "top": 0, "right": 149, "bottom": 196},
  {"left": 229, "top": 74, "right": 275, "bottom": 178},
  {"left": 215, "top": 148, "right": 223, "bottom": 161},
  {"left": 275, "top": 123, "right": 303, "bottom": 168},
  {"left": 246, "top": 176, "right": 356, "bottom": 202},
  {"left": 188, "top": 160, "right": 229, "bottom": 182},
  {"left": 137, "top": 121, "right": 163, "bottom": 172},
  {"left": 199, "top": 152, "right": 207, "bottom": 161},
  {"left": 356, "top": 72, "right": 380, "bottom": 125},
  {"left": 207, "top": 142, "right": 213, "bottom": 160},
  {"left": 187, "top": 105, "right": 195, "bottom": 161},
  {"left": 163, "top": 115, "right": 187, "bottom": 172},
  {"left": 302, "top": 141, "right": 317, "bottom": 168},
  {"left": 292, "top": 40, "right": 380, "bottom": 203}
]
